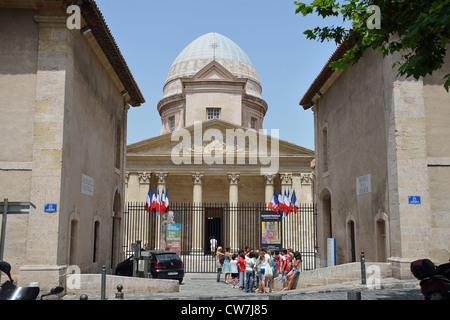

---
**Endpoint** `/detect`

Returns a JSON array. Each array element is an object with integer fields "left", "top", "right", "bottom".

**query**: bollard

[
  {"left": 116, "top": 284, "right": 124, "bottom": 300},
  {"left": 347, "top": 291, "right": 361, "bottom": 300},
  {"left": 360, "top": 251, "right": 366, "bottom": 285},
  {"left": 80, "top": 294, "right": 88, "bottom": 300},
  {"left": 269, "top": 294, "right": 283, "bottom": 300},
  {"left": 199, "top": 296, "right": 212, "bottom": 300},
  {"left": 101, "top": 264, "right": 106, "bottom": 300}
]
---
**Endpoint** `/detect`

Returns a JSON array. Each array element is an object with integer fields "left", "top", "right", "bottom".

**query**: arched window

[
  {"left": 69, "top": 219, "right": 78, "bottom": 266},
  {"left": 93, "top": 220, "right": 100, "bottom": 262}
]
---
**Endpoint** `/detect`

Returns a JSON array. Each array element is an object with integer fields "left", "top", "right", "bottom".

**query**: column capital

[
  {"left": 300, "top": 173, "right": 314, "bottom": 185},
  {"left": 279, "top": 173, "right": 293, "bottom": 185},
  {"left": 155, "top": 172, "right": 168, "bottom": 184},
  {"left": 191, "top": 172, "right": 204, "bottom": 185},
  {"left": 138, "top": 172, "right": 151, "bottom": 184},
  {"left": 228, "top": 173, "right": 240, "bottom": 185},
  {"left": 264, "top": 174, "right": 276, "bottom": 185}
]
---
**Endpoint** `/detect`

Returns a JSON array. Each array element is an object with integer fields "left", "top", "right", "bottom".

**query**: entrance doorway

[{"left": 205, "top": 207, "right": 223, "bottom": 254}]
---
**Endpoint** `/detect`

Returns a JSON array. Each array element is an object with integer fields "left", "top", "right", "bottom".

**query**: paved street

[{"left": 63, "top": 272, "right": 424, "bottom": 301}]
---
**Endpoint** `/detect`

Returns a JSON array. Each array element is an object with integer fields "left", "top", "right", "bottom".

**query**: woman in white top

[
  {"left": 244, "top": 252, "right": 255, "bottom": 293},
  {"left": 257, "top": 251, "right": 271, "bottom": 293}
]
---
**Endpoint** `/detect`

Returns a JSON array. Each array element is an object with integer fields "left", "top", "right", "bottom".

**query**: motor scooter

[
  {"left": 0, "top": 260, "right": 64, "bottom": 300},
  {"left": 411, "top": 258, "right": 450, "bottom": 300}
]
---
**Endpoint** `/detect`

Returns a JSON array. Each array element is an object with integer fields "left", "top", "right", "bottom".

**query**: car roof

[{"left": 149, "top": 250, "right": 178, "bottom": 254}]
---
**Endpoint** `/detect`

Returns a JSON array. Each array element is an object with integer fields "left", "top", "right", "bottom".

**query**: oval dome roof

[
  {"left": 164, "top": 33, "right": 261, "bottom": 97},
  {"left": 173, "top": 32, "right": 254, "bottom": 67}
]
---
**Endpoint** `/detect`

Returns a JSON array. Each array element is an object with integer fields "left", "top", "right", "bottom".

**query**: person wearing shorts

[
  {"left": 287, "top": 252, "right": 302, "bottom": 290},
  {"left": 280, "top": 249, "right": 291, "bottom": 290}
]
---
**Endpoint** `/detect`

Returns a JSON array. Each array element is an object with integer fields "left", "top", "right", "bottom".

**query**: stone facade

[
  {"left": 0, "top": 1, "right": 144, "bottom": 290},
  {"left": 300, "top": 44, "right": 450, "bottom": 278},
  {"left": 126, "top": 120, "right": 315, "bottom": 206}
]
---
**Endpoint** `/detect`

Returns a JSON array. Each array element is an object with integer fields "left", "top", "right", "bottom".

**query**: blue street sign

[
  {"left": 44, "top": 203, "right": 57, "bottom": 213},
  {"left": 408, "top": 196, "right": 421, "bottom": 205}
]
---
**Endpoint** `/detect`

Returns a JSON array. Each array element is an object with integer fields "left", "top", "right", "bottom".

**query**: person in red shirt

[
  {"left": 280, "top": 248, "right": 292, "bottom": 290},
  {"left": 237, "top": 251, "right": 246, "bottom": 290}
]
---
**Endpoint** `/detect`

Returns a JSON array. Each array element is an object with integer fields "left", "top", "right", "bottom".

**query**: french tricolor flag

[
  {"left": 278, "top": 189, "right": 285, "bottom": 216},
  {"left": 268, "top": 189, "right": 279, "bottom": 214},
  {"left": 145, "top": 188, "right": 152, "bottom": 212},
  {"left": 292, "top": 190, "right": 299, "bottom": 214}
]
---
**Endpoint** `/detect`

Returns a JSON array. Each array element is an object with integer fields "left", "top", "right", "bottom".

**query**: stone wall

[
  {"left": 65, "top": 274, "right": 179, "bottom": 295},
  {"left": 274, "top": 262, "right": 393, "bottom": 290}
]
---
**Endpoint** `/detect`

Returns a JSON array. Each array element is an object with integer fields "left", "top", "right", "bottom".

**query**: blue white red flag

[
  {"left": 268, "top": 189, "right": 279, "bottom": 214},
  {"left": 292, "top": 190, "right": 299, "bottom": 213},
  {"left": 164, "top": 189, "right": 169, "bottom": 213},
  {"left": 278, "top": 189, "right": 284, "bottom": 216},
  {"left": 145, "top": 187, "right": 152, "bottom": 212}
]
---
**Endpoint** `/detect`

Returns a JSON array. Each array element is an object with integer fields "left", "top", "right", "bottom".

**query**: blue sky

[{"left": 96, "top": 0, "right": 344, "bottom": 151}]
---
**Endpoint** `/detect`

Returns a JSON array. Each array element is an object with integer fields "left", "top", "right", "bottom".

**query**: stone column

[
  {"left": 155, "top": 172, "right": 168, "bottom": 250},
  {"left": 191, "top": 173, "right": 204, "bottom": 253},
  {"left": 138, "top": 172, "right": 151, "bottom": 202},
  {"left": 264, "top": 174, "right": 276, "bottom": 205},
  {"left": 228, "top": 173, "right": 240, "bottom": 252}
]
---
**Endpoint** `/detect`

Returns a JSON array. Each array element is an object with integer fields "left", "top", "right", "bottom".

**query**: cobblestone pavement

[{"left": 62, "top": 273, "right": 424, "bottom": 301}]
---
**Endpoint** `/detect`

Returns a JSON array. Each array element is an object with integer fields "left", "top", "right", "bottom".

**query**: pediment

[
  {"left": 127, "top": 119, "right": 314, "bottom": 158},
  {"left": 191, "top": 61, "right": 239, "bottom": 81}
]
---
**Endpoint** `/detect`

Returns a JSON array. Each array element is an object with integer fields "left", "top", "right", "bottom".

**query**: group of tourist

[{"left": 215, "top": 246, "right": 302, "bottom": 292}]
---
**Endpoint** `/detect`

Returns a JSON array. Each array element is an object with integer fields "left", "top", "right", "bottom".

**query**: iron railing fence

[{"left": 122, "top": 202, "right": 317, "bottom": 272}]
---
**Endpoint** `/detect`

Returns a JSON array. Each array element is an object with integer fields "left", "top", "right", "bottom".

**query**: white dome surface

[{"left": 163, "top": 33, "right": 261, "bottom": 98}]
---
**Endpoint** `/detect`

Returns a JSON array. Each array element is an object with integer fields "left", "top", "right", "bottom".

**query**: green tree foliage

[{"left": 295, "top": 0, "right": 450, "bottom": 90}]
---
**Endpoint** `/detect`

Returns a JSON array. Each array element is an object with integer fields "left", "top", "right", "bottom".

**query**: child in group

[
  {"left": 271, "top": 250, "right": 278, "bottom": 279},
  {"left": 253, "top": 250, "right": 259, "bottom": 292},
  {"left": 230, "top": 253, "right": 239, "bottom": 288},
  {"left": 274, "top": 250, "right": 280, "bottom": 276},
  {"left": 256, "top": 250, "right": 267, "bottom": 293},
  {"left": 280, "top": 248, "right": 292, "bottom": 290},
  {"left": 237, "top": 252, "right": 246, "bottom": 290}
]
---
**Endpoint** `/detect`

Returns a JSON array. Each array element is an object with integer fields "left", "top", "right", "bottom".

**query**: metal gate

[{"left": 122, "top": 202, "right": 317, "bottom": 272}]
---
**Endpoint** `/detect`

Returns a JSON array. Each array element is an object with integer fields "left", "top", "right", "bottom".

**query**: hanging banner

[
  {"left": 166, "top": 222, "right": 182, "bottom": 256},
  {"left": 260, "top": 211, "right": 282, "bottom": 252}
]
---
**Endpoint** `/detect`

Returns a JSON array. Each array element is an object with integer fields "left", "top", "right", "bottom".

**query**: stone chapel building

[{"left": 125, "top": 33, "right": 315, "bottom": 253}]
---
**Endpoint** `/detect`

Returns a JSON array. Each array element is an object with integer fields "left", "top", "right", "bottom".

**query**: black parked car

[{"left": 115, "top": 251, "right": 184, "bottom": 283}]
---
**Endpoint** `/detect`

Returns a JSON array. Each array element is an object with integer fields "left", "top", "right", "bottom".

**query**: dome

[{"left": 163, "top": 32, "right": 262, "bottom": 99}]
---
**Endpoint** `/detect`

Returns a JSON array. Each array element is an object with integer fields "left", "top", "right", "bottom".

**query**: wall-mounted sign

[
  {"left": 356, "top": 174, "right": 372, "bottom": 196},
  {"left": 408, "top": 196, "right": 421, "bottom": 204},
  {"left": 81, "top": 174, "right": 94, "bottom": 196},
  {"left": 44, "top": 203, "right": 57, "bottom": 213}
]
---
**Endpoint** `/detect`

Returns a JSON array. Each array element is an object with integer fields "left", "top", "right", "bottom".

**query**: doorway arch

[{"left": 374, "top": 211, "right": 389, "bottom": 262}]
